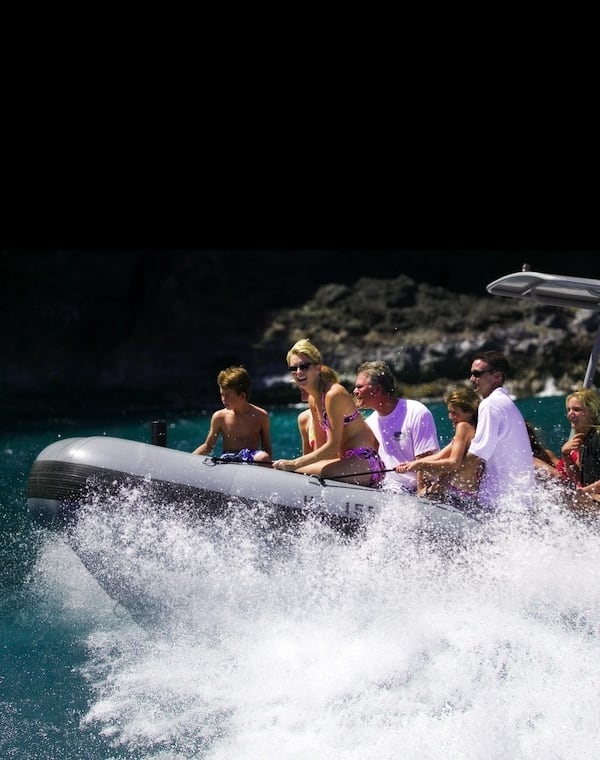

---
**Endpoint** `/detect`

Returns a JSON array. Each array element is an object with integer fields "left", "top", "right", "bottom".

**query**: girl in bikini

[
  {"left": 273, "top": 339, "right": 385, "bottom": 487},
  {"left": 395, "top": 387, "right": 483, "bottom": 512}
]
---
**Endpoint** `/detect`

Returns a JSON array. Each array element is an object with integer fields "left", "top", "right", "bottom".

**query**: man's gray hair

[{"left": 356, "top": 360, "right": 397, "bottom": 396}]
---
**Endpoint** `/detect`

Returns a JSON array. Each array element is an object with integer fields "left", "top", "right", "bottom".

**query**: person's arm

[
  {"left": 426, "top": 424, "right": 472, "bottom": 472},
  {"left": 192, "top": 413, "right": 222, "bottom": 455},
  {"left": 577, "top": 478, "right": 600, "bottom": 497},
  {"left": 534, "top": 457, "right": 562, "bottom": 478},
  {"left": 298, "top": 411, "right": 311, "bottom": 455},
  {"left": 576, "top": 433, "right": 600, "bottom": 496},
  {"left": 414, "top": 447, "right": 447, "bottom": 463},
  {"left": 311, "top": 408, "right": 327, "bottom": 450},
  {"left": 413, "top": 450, "right": 442, "bottom": 494},
  {"left": 273, "top": 385, "right": 347, "bottom": 470},
  {"left": 395, "top": 443, "right": 451, "bottom": 493},
  {"left": 560, "top": 433, "right": 583, "bottom": 485},
  {"left": 409, "top": 410, "right": 442, "bottom": 492},
  {"left": 463, "top": 450, "right": 485, "bottom": 474},
  {"left": 397, "top": 441, "right": 452, "bottom": 472},
  {"left": 397, "top": 424, "right": 474, "bottom": 474}
]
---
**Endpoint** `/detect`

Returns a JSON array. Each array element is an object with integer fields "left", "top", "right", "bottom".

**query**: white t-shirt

[
  {"left": 365, "top": 398, "right": 439, "bottom": 492},
  {"left": 468, "top": 386, "right": 535, "bottom": 509}
]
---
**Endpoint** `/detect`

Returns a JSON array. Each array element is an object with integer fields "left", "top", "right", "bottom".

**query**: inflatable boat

[
  {"left": 26, "top": 267, "right": 600, "bottom": 536},
  {"left": 27, "top": 436, "right": 482, "bottom": 619},
  {"left": 26, "top": 435, "right": 477, "bottom": 537}
]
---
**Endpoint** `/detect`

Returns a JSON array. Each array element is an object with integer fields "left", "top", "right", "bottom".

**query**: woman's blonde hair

[
  {"left": 287, "top": 340, "right": 340, "bottom": 389},
  {"left": 566, "top": 388, "right": 600, "bottom": 426},
  {"left": 320, "top": 364, "right": 339, "bottom": 385},
  {"left": 287, "top": 338, "right": 321, "bottom": 366}
]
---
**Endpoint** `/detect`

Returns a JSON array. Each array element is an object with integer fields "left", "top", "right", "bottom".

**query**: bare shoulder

[
  {"left": 326, "top": 382, "right": 349, "bottom": 401},
  {"left": 455, "top": 421, "right": 474, "bottom": 433},
  {"left": 250, "top": 403, "right": 270, "bottom": 418},
  {"left": 211, "top": 408, "right": 231, "bottom": 428},
  {"left": 324, "top": 383, "right": 352, "bottom": 413},
  {"left": 454, "top": 421, "right": 475, "bottom": 441}
]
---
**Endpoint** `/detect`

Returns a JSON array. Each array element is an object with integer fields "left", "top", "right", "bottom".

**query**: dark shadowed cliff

[{"left": 1, "top": 250, "right": 598, "bottom": 422}]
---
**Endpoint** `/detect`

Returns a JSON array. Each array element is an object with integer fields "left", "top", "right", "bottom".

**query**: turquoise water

[{"left": 3, "top": 398, "right": 600, "bottom": 760}]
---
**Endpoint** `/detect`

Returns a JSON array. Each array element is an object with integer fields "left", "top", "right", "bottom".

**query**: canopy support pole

[{"left": 583, "top": 327, "right": 600, "bottom": 388}]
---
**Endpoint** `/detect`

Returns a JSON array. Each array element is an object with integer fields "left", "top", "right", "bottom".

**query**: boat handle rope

[{"left": 205, "top": 457, "right": 396, "bottom": 482}]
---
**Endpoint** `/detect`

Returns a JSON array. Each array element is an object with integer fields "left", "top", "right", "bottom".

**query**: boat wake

[{"left": 29, "top": 484, "right": 600, "bottom": 759}]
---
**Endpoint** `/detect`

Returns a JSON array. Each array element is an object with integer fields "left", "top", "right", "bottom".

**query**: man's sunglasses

[{"left": 470, "top": 369, "right": 495, "bottom": 378}]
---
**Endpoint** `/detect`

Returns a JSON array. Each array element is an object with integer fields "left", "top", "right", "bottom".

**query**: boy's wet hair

[{"left": 217, "top": 366, "right": 251, "bottom": 397}]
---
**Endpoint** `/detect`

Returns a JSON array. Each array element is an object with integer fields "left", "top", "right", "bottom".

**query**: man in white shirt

[
  {"left": 465, "top": 351, "right": 535, "bottom": 510},
  {"left": 353, "top": 361, "right": 439, "bottom": 493}
]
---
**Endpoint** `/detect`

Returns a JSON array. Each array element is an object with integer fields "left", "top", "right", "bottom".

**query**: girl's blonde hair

[
  {"left": 445, "top": 386, "right": 480, "bottom": 423},
  {"left": 566, "top": 388, "right": 600, "bottom": 426}
]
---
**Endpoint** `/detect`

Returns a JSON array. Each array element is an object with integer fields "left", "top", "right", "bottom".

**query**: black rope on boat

[
  {"left": 204, "top": 457, "right": 396, "bottom": 483},
  {"left": 314, "top": 469, "right": 398, "bottom": 486}
]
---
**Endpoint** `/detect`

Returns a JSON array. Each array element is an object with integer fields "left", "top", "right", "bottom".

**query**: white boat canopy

[{"left": 486, "top": 268, "right": 600, "bottom": 389}]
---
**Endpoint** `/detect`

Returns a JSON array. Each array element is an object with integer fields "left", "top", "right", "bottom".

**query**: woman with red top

[{"left": 559, "top": 389, "right": 600, "bottom": 511}]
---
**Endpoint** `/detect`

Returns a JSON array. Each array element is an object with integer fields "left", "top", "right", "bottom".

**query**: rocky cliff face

[
  {"left": 2, "top": 252, "right": 598, "bottom": 421},
  {"left": 253, "top": 275, "right": 599, "bottom": 400}
]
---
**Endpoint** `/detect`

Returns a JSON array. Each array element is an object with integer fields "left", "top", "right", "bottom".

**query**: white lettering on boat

[{"left": 302, "top": 495, "right": 374, "bottom": 515}]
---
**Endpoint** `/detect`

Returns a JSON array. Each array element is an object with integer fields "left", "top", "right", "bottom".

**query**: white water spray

[{"left": 33, "top": 485, "right": 600, "bottom": 759}]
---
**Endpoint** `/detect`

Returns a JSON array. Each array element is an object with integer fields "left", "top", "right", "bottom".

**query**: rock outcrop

[{"left": 253, "top": 275, "right": 599, "bottom": 401}]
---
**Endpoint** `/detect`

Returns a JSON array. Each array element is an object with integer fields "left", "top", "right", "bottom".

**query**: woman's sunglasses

[{"left": 288, "top": 362, "right": 314, "bottom": 373}]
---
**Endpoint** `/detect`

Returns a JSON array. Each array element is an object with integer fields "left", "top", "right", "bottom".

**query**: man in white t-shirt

[
  {"left": 353, "top": 361, "right": 439, "bottom": 493},
  {"left": 465, "top": 351, "right": 535, "bottom": 510}
]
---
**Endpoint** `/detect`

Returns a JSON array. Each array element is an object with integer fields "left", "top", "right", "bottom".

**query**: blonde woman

[
  {"left": 273, "top": 340, "right": 385, "bottom": 487},
  {"left": 559, "top": 388, "right": 600, "bottom": 509},
  {"left": 396, "top": 386, "right": 482, "bottom": 512}
]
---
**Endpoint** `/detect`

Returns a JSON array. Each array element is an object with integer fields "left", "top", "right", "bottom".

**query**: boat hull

[
  {"left": 27, "top": 436, "right": 479, "bottom": 535},
  {"left": 26, "top": 437, "right": 483, "bottom": 620}
]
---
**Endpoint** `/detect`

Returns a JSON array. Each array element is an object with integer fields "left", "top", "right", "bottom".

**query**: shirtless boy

[{"left": 192, "top": 366, "right": 272, "bottom": 463}]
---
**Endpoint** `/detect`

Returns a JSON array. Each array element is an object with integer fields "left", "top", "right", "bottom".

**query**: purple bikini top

[{"left": 319, "top": 391, "right": 361, "bottom": 431}]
